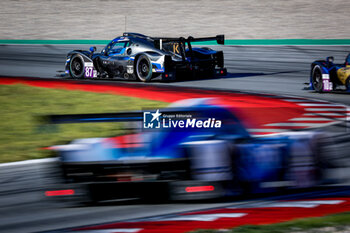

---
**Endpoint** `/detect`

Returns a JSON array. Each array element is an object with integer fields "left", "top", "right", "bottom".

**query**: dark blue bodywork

[{"left": 64, "top": 33, "right": 226, "bottom": 82}]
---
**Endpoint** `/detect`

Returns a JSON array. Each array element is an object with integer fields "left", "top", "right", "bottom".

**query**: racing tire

[
  {"left": 312, "top": 65, "right": 323, "bottom": 93},
  {"left": 69, "top": 54, "right": 85, "bottom": 79},
  {"left": 135, "top": 54, "right": 152, "bottom": 82}
]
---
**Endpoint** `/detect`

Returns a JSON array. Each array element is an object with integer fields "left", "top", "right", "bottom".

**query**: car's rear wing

[
  {"left": 122, "top": 32, "right": 225, "bottom": 45},
  {"left": 153, "top": 35, "right": 224, "bottom": 61},
  {"left": 41, "top": 112, "right": 143, "bottom": 124},
  {"left": 38, "top": 107, "right": 252, "bottom": 139},
  {"left": 40, "top": 109, "right": 201, "bottom": 124},
  {"left": 153, "top": 35, "right": 225, "bottom": 45}
]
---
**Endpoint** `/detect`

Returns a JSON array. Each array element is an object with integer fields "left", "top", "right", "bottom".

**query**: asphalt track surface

[
  {"left": 1, "top": 44, "right": 350, "bottom": 232},
  {"left": 1, "top": 44, "right": 350, "bottom": 105}
]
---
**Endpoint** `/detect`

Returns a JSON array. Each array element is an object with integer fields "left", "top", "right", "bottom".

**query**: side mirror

[
  {"left": 89, "top": 46, "right": 96, "bottom": 53},
  {"left": 126, "top": 48, "right": 132, "bottom": 55},
  {"left": 326, "top": 56, "right": 334, "bottom": 63}
]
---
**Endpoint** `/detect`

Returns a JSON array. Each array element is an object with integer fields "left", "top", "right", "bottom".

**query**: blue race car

[
  {"left": 65, "top": 32, "right": 227, "bottom": 82},
  {"left": 310, "top": 54, "right": 350, "bottom": 92},
  {"left": 45, "top": 98, "right": 326, "bottom": 202}
]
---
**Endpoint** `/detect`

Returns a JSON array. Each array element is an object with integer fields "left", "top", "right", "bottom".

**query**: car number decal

[
  {"left": 84, "top": 62, "right": 94, "bottom": 78},
  {"left": 322, "top": 74, "right": 332, "bottom": 91}
]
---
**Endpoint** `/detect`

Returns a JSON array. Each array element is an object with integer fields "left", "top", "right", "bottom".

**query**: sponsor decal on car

[{"left": 152, "top": 68, "right": 165, "bottom": 73}]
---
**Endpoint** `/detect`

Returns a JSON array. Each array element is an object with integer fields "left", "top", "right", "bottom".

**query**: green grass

[
  {"left": 0, "top": 84, "right": 166, "bottom": 163},
  {"left": 191, "top": 212, "right": 350, "bottom": 233}
]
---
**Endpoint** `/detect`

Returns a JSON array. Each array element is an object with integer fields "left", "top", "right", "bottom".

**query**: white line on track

[
  {"left": 282, "top": 99, "right": 327, "bottom": 103},
  {"left": 248, "top": 129, "right": 288, "bottom": 133},
  {"left": 74, "top": 229, "right": 142, "bottom": 233},
  {"left": 266, "top": 123, "right": 333, "bottom": 127},
  {"left": 288, "top": 117, "right": 334, "bottom": 121},
  {"left": 303, "top": 113, "right": 346, "bottom": 116},
  {"left": 227, "top": 200, "right": 344, "bottom": 209},
  {"left": 255, "top": 200, "right": 344, "bottom": 208},
  {"left": 158, "top": 213, "right": 247, "bottom": 221},
  {"left": 0, "top": 157, "right": 58, "bottom": 167},
  {"left": 298, "top": 103, "right": 346, "bottom": 107},
  {"left": 306, "top": 108, "right": 348, "bottom": 111}
]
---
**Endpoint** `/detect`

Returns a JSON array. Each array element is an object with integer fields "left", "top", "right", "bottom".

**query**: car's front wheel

[
  {"left": 312, "top": 65, "right": 323, "bottom": 93},
  {"left": 69, "top": 54, "right": 85, "bottom": 79},
  {"left": 135, "top": 55, "right": 152, "bottom": 82}
]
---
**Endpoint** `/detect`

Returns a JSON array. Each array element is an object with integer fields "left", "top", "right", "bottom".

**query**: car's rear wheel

[
  {"left": 69, "top": 54, "right": 85, "bottom": 79},
  {"left": 136, "top": 55, "right": 152, "bottom": 82},
  {"left": 312, "top": 65, "right": 323, "bottom": 93}
]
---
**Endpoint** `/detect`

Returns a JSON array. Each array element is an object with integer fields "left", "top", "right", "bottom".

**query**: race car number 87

[{"left": 84, "top": 63, "right": 94, "bottom": 78}]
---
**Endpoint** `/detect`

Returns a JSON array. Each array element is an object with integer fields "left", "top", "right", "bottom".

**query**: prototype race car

[
  {"left": 65, "top": 32, "right": 227, "bottom": 82},
  {"left": 44, "top": 98, "right": 329, "bottom": 202},
  {"left": 310, "top": 53, "right": 350, "bottom": 92}
]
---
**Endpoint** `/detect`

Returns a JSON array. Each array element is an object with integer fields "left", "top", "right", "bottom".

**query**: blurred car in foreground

[
  {"left": 310, "top": 54, "right": 350, "bottom": 92},
  {"left": 65, "top": 32, "right": 227, "bottom": 82},
  {"left": 44, "top": 98, "right": 328, "bottom": 202}
]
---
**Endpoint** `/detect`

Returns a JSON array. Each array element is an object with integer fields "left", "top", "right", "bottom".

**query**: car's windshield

[{"left": 104, "top": 40, "right": 128, "bottom": 55}]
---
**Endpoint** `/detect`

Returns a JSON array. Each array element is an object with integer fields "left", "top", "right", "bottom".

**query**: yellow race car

[{"left": 310, "top": 54, "right": 350, "bottom": 92}]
